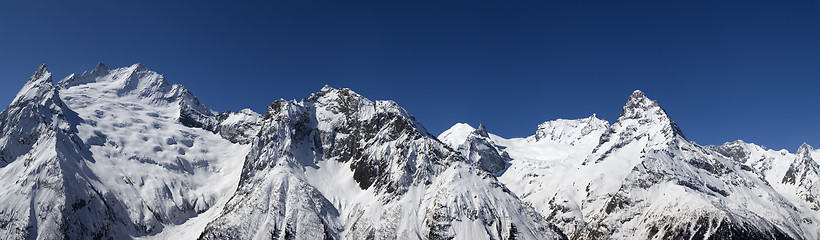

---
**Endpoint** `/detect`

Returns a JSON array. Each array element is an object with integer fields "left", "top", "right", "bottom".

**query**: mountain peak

[
  {"left": 782, "top": 142, "right": 818, "bottom": 186},
  {"left": 586, "top": 90, "right": 686, "bottom": 164},
  {"left": 91, "top": 62, "right": 110, "bottom": 74},
  {"left": 309, "top": 85, "right": 365, "bottom": 104},
  {"left": 630, "top": 89, "right": 645, "bottom": 98},
  {"left": 616, "top": 90, "right": 685, "bottom": 139},
  {"left": 321, "top": 84, "right": 335, "bottom": 92},
  {"left": 131, "top": 62, "right": 148, "bottom": 70},
  {"left": 621, "top": 90, "right": 660, "bottom": 119},
  {"left": 474, "top": 123, "right": 489, "bottom": 138},
  {"left": 28, "top": 64, "right": 50, "bottom": 83},
  {"left": 797, "top": 142, "right": 814, "bottom": 156},
  {"left": 10, "top": 64, "right": 55, "bottom": 105}
]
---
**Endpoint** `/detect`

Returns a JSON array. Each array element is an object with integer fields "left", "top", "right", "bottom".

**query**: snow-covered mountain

[
  {"left": 2, "top": 63, "right": 818, "bottom": 239},
  {"left": 441, "top": 91, "right": 820, "bottom": 239},
  {"left": 0, "top": 63, "right": 251, "bottom": 239},
  {"left": 0, "top": 64, "right": 564, "bottom": 240}
]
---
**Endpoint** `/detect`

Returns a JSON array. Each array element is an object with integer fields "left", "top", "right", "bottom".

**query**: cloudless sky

[{"left": 1, "top": 1, "right": 818, "bottom": 151}]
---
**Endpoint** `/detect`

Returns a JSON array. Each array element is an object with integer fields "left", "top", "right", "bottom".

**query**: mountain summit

[{"left": 586, "top": 90, "right": 686, "bottom": 165}]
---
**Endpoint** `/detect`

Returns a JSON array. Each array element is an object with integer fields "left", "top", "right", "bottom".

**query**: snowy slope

[
  {"left": 57, "top": 63, "right": 251, "bottom": 238},
  {"left": 200, "top": 86, "right": 565, "bottom": 240}
]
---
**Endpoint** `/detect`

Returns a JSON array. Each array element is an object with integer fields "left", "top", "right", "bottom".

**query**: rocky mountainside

[
  {"left": 442, "top": 91, "right": 820, "bottom": 239},
  {"left": 199, "top": 86, "right": 564, "bottom": 239}
]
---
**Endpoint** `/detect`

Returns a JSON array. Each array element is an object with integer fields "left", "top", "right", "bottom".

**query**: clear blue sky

[{"left": 1, "top": 1, "right": 818, "bottom": 151}]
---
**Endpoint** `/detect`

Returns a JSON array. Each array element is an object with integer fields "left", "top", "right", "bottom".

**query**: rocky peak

[
  {"left": 91, "top": 62, "right": 110, "bottom": 74},
  {"left": 308, "top": 85, "right": 365, "bottom": 114},
  {"left": 780, "top": 143, "right": 820, "bottom": 212},
  {"left": 797, "top": 142, "right": 815, "bottom": 157},
  {"left": 474, "top": 123, "right": 489, "bottom": 138},
  {"left": 307, "top": 85, "right": 430, "bottom": 137},
  {"left": 586, "top": 91, "right": 686, "bottom": 164},
  {"left": 464, "top": 123, "right": 509, "bottom": 174},
  {"left": 249, "top": 86, "right": 453, "bottom": 193},
  {"left": 621, "top": 90, "right": 650, "bottom": 115},
  {"left": 1, "top": 65, "right": 67, "bottom": 167},
  {"left": 11, "top": 64, "right": 55, "bottom": 104},
  {"left": 615, "top": 90, "right": 686, "bottom": 140},
  {"left": 30, "top": 64, "right": 50, "bottom": 82},
  {"left": 621, "top": 90, "right": 675, "bottom": 125},
  {"left": 782, "top": 143, "right": 818, "bottom": 185},
  {"left": 309, "top": 85, "right": 367, "bottom": 107}
]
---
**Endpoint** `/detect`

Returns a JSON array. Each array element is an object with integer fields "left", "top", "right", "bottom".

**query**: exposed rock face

[
  {"left": 439, "top": 123, "right": 510, "bottom": 174},
  {"left": 216, "top": 109, "right": 262, "bottom": 144},
  {"left": 781, "top": 143, "right": 820, "bottom": 210},
  {"left": 462, "top": 124, "right": 510, "bottom": 174}
]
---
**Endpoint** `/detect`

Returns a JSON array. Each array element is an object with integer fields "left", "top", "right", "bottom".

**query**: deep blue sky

[{"left": 1, "top": 1, "right": 818, "bottom": 151}]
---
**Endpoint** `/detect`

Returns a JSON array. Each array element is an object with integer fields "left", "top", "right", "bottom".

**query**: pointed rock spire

[
  {"left": 586, "top": 90, "right": 686, "bottom": 164},
  {"left": 91, "top": 62, "right": 110, "bottom": 74},
  {"left": 783, "top": 142, "right": 818, "bottom": 185},
  {"left": 474, "top": 123, "right": 490, "bottom": 138},
  {"left": 28, "top": 64, "right": 51, "bottom": 84},
  {"left": 621, "top": 89, "right": 660, "bottom": 119},
  {"left": 798, "top": 142, "right": 814, "bottom": 154},
  {"left": 616, "top": 89, "right": 685, "bottom": 140},
  {"left": 10, "top": 64, "right": 55, "bottom": 105}
]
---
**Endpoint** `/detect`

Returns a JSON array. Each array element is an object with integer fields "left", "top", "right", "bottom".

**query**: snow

[
  {"left": 302, "top": 157, "right": 379, "bottom": 228},
  {"left": 438, "top": 123, "right": 475, "bottom": 147}
]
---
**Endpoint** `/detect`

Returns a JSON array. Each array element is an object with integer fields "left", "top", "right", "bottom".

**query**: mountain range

[{"left": 1, "top": 63, "right": 817, "bottom": 239}]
